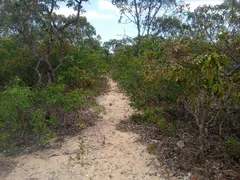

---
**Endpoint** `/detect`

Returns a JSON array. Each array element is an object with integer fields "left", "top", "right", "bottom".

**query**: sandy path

[{"left": 2, "top": 78, "right": 164, "bottom": 180}]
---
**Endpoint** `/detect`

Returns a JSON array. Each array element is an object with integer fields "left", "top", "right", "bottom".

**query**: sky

[{"left": 56, "top": 0, "right": 224, "bottom": 43}]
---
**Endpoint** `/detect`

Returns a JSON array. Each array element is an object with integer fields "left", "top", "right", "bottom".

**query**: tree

[
  {"left": 63, "top": 16, "right": 98, "bottom": 46},
  {"left": 110, "top": 0, "right": 240, "bottom": 157},
  {"left": 186, "top": 0, "right": 240, "bottom": 72},
  {"left": 0, "top": 0, "right": 88, "bottom": 86},
  {"left": 112, "top": 0, "right": 176, "bottom": 43},
  {"left": 152, "top": 16, "right": 189, "bottom": 39},
  {"left": 157, "top": 0, "right": 240, "bottom": 150}
]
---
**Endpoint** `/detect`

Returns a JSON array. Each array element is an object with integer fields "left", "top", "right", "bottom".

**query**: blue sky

[{"left": 57, "top": 0, "right": 224, "bottom": 42}]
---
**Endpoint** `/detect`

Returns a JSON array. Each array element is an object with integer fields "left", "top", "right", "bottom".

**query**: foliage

[
  {"left": 111, "top": 0, "right": 240, "bottom": 158},
  {"left": 0, "top": 1, "right": 108, "bottom": 150},
  {"left": 0, "top": 37, "right": 36, "bottom": 86},
  {"left": 225, "top": 137, "right": 240, "bottom": 160},
  {"left": 0, "top": 77, "right": 93, "bottom": 147},
  {"left": 35, "top": 83, "right": 91, "bottom": 112},
  {"left": 130, "top": 107, "right": 177, "bottom": 136},
  {"left": 58, "top": 46, "right": 107, "bottom": 88},
  {"left": 0, "top": 133, "right": 9, "bottom": 147},
  {"left": 0, "top": 0, "right": 89, "bottom": 86},
  {"left": 112, "top": 0, "right": 177, "bottom": 42},
  {"left": 0, "top": 82, "right": 33, "bottom": 132}
]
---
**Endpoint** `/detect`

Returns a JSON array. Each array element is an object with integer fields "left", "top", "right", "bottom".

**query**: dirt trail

[{"left": 2, "top": 78, "right": 164, "bottom": 180}]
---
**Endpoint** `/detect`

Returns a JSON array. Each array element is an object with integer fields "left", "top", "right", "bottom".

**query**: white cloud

[
  {"left": 83, "top": 10, "right": 115, "bottom": 19},
  {"left": 99, "top": 0, "right": 120, "bottom": 15},
  {"left": 99, "top": 0, "right": 116, "bottom": 11},
  {"left": 55, "top": 8, "right": 116, "bottom": 20},
  {"left": 186, "top": 0, "right": 224, "bottom": 11},
  {"left": 55, "top": 8, "right": 75, "bottom": 17}
]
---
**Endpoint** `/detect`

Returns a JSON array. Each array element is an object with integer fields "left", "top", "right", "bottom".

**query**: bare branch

[
  {"left": 34, "top": 60, "right": 45, "bottom": 87},
  {"left": 227, "top": 64, "right": 240, "bottom": 76}
]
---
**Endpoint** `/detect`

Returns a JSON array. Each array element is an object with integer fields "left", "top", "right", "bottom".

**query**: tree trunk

[
  {"left": 199, "top": 99, "right": 207, "bottom": 154},
  {"left": 134, "top": 0, "right": 141, "bottom": 44},
  {"left": 45, "top": 54, "right": 56, "bottom": 86}
]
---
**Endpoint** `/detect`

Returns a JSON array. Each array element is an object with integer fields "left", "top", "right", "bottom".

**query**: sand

[{"left": 2, "top": 78, "right": 164, "bottom": 180}]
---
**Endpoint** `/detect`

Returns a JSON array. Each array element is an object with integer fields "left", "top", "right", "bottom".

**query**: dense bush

[
  {"left": 58, "top": 46, "right": 107, "bottom": 88},
  {"left": 110, "top": 0, "right": 240, "bottom": 158},
  {"left": 0, "top": 78, "right": 94, "bottom": 146},
  {"left": 0, "top": 37, "right": 36, "bottom": 86},
  {"left": 0, "top": 1, "right": 108, "bottom": 150}
]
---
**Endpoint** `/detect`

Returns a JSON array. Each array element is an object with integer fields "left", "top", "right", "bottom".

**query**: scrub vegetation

[{"left": 0, "top": 0, "right": 239, "bottom": 179}]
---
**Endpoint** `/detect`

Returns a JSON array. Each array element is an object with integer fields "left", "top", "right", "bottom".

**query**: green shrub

[
  {"left": 130, "top": 113, "right": 145, "bottom": 123},
  {"left": 226, "top": 137, "right": 240, "bottom": 160},
  {"left": 0, "top": 83, "right": 32, "bottom": 131},
  {"left": 157, "top": 118, "right": 168, "bottom": 130},
  {"left": 0, "top": 133, "right": 9, "bottom": 148},
  {"left": 58, "top": 47, "right": 108, "bottom": 88},
  {"left": 0, "top": 79, "right": 92, "bottom": 146},
  {"left": 35, "top": 83, "right": 91, "bottom": 111}
]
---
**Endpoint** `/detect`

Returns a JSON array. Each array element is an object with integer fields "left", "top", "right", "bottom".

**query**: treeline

[
  {"left": 107, "top": 0, "right": 240, "bottom": 175},
  {"left": 0, "top": 0, "right": 107, "bottom": 150}
]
